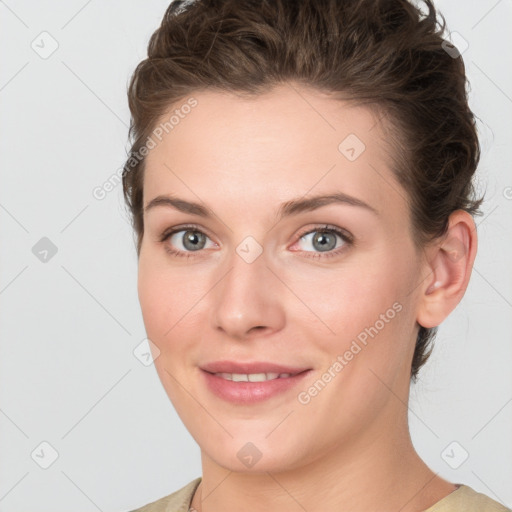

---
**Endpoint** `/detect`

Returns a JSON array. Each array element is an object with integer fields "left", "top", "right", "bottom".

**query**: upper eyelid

[
  {"left": 297, "top": 225, "right": 352, "bottom": 240},
  {"left": 162, "top": 223, "right": 217, "bottom": 244}
]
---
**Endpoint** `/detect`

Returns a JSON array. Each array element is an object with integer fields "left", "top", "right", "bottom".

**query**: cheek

[
  {"left": 291, "top": 269, "right": 414, "bottom": 430},
  {"left": 137, "top": 255, "right": 210, "bottom": 355},
  {"left": 285, "top": 259, "right": 403, "bottom": 342},
  {"left": 137, "top": 261, "right": 199, "bottom": 402},
  {"left": 137, "top": 258, "right": 182, "bottom": 343},
  {"left": 287, "top": 250, "right": 416, "bottom": 384},
  {"left": 137, "top": 263, "right": 165, "bottom": 341}
]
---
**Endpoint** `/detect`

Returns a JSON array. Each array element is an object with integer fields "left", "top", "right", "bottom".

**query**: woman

[{"left": 122, "top": 0, "right": 509, "bottom": 510}]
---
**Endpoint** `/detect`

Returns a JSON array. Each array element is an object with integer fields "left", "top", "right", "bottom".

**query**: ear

[{"left": 416, "top": 210, "right": 478, "bottom": 329}]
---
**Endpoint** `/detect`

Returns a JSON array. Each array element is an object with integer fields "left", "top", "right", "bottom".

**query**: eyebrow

[{"left": 144, "top": 192, "right": 379, "bottom": 219}]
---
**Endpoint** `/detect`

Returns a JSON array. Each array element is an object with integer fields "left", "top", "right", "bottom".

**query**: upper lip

[{"left": 200, "top": 360, "right": 311, "bottom": 375}]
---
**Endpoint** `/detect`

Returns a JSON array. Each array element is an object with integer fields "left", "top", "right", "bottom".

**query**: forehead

[{"left": 142, "top": 84, "right": 406, "bottom": 223}]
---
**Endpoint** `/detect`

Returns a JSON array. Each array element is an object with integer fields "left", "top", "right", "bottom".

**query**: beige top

[{"left": 128, "top": 478, "right": 511, "bottom": 512}]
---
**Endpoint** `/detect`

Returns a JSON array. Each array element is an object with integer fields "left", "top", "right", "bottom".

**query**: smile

[
  {"left": 211, "top": 372, "right": 294, "bottom": 382},
  {"left": 201, "top": 368, "right": 312, "bottom": 404}
]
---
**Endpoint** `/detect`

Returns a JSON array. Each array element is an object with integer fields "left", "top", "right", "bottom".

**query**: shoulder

[
  {"left": 127, "top": 477, "right": 202, "bottom": 512},
  {"left": 426, "top": 484, "right": 511, "bottom": 512}
]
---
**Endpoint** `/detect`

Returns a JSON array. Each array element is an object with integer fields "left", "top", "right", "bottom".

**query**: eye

[
  {"left": 160, "top": 224, "right": 216, "bottom": 258},
  {"left": 292, "top": 225, "right": 353, "bottom": 259},
  {"left": 159, "top": 223, "right": 353, "bottom": 260}
]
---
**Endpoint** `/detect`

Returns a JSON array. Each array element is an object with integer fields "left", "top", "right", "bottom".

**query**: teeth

[{"left": 215, "top": 372, "right": 293, "bottom": 382}]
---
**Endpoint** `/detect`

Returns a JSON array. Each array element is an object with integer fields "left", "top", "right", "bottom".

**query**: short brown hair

[{"left": 122, "top": 0, "right": 484, "bottom": 381}]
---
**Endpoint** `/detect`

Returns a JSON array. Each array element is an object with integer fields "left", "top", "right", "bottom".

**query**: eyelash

[{"left": 159, "top": 223, "right": 354, "bottom": 260}]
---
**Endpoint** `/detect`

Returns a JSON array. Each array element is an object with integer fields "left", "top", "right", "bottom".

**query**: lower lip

[{"left": 201, "top": 369, "right": 312, "bottom": 404}]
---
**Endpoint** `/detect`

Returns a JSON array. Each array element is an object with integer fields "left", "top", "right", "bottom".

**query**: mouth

[
  {"left": 200, "top": 360, "right": 311, "bottom": 375},
  {"left": 199, "top": 361, "right": 312, "bottom": 404},
  {"left": 205, "top": 371, "right": 302, "bottom": 382}
]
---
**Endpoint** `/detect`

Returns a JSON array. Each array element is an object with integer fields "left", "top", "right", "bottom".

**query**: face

[{"left": 137, "top": 83, "right": 426, "bottom": 473}]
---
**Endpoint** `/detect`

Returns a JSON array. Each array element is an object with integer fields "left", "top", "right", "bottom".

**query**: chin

[{"left": 199, "top": 433, "right": 309, "bottom": 474}]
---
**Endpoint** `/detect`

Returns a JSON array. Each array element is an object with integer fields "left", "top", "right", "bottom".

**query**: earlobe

[{"left": 416, "top": 210, "right": 478, "bottom": 328}]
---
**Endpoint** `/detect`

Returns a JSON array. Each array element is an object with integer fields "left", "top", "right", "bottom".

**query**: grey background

[{"left": 0, "top": 0, "right": 511, "bottom": 510}]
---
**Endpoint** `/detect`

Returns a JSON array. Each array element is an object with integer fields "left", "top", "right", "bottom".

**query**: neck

[{"left": 192, "top": 410, "right": 456, "bottom": 512}]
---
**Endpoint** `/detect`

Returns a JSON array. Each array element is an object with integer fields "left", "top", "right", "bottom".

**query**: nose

[{"left": 210, "top": 244, "right": 286, "bottom": 341}]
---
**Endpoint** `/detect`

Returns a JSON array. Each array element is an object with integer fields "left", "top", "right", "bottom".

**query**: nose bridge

[{"left": 211, "top": 240, "right": 284, "bottom": 339}]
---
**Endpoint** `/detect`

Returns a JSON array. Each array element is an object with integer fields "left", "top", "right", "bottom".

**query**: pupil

[
  {"left": 184, "top": 231, "right": 204, "bottom": 251},
  {"left": 315, "top": 232, "right": 335, "bottom": 251}
]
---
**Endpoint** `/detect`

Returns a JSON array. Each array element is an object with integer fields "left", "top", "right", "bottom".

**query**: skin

[{"left": 137, "top": 82, "right": 477, "bottom": 512}]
